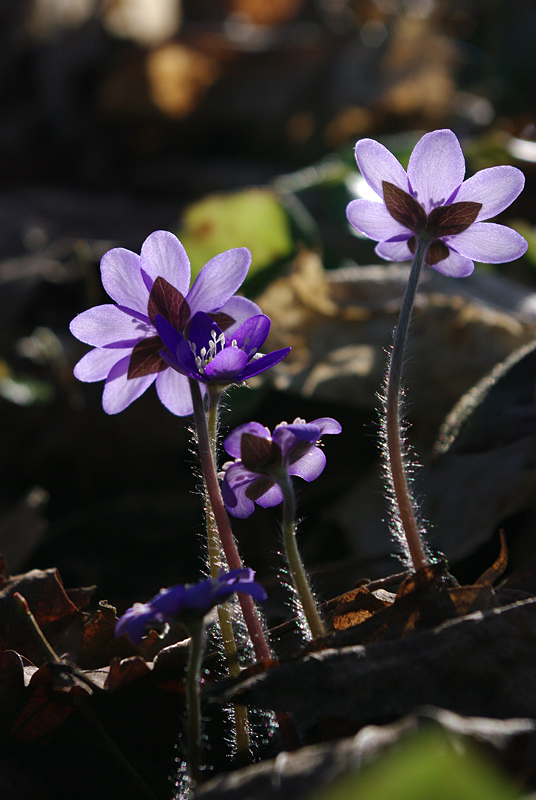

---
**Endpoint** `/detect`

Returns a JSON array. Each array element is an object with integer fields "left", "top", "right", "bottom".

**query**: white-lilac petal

[
  {"left": 140, "top": 230, "right": 191, "bottom": 296},
  {"left": 255, "top": 483, "right": 284, "bottom": 508},
  {"left": 155, "top": 368, "right": 197, "bottom": 416},
  {"left": 186, "top": 248, "right": 252, "bottom": 317},
  {"left": 429, "top": 249, "right": 474, "bottom": 278},
  {"left": 346, "top": 199, "right": 408, "bottom": 242},
  {"left": 69, "top": 304, "right": 152, "bottom": 346},
  {"left": 287, "top": 447, "right": 327, "bottom": 482},
  {"left": 73, "top": 345, "right": 133, "bottom": 383},
  {"left": 375, "top": 239, "right": 413, "bottom": 262},
  {"left": 407, "top": 130, "right": 466, "bottom": 211},
  {"left": 355, "top": 138, "right": 409, "bottom": 198},
  {"left": 224, "top": 422, "right": 271, "bottom": 458},
  {"left": 100, "top": 247, "right": 148, "bottom": 314},
  {"left": 454, "top": 166, "right": 525, "bottom": 221},
  {"left": 449, "top": 222, "right": 528, "bottom": 264},
  {"left": 102, "top": 356, "right": 157, "bottom": 414}
]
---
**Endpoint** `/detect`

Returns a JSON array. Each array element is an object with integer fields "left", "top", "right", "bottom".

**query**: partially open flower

[
  {"left": 221, "top": 417, "right": 342, "bottom": 518},
  {"left": 155, "top": 311, "right": 290, "bottom": 386},
  {"left": 115, "top": 568, "right": 267, "bottom": 645},
  {"left": 347, "top": 129, "right": 527, "bottom": 277}
]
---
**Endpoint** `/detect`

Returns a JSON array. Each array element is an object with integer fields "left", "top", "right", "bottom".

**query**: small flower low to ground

[
  {"left": 115, "top": 568, "right": 267, "bottom": 645},
  {"left": 346, "top": 129, "right": 527, "bottom": 277},
  {"left": 69, "top": 230, "right": 261, "bottom": 416},
  {"left": 221, "top": 417, "right": 342, "bottom": 518}
]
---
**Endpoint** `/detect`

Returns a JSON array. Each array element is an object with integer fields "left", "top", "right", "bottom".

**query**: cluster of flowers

[{"left": 69, "top": 127, "right": 526, "bottom": 643}]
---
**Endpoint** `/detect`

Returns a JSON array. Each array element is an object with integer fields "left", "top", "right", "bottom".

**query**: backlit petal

[
  {"left": 102, "top": 356, "right": 157, "bottom": 414},
  {"left": 255, "top": 483, "right": 284, "bottom": 508},
  {"left": 454, "top": 166, "right": 525, "bottom": 221},
  {"left": 407, "top": 130, "right": 466, "bottom": 212},
  {"left": 140, "top": 231, "right": 191, "bottom": 297},
  {"left": 375, "top": 239, "right": 413, "bottom": 261},
  {"left": 186, "top": 248, "right": 252, "bottom": 317},
  {"left": 73, "top": 345, "right": 132, "bottom": 382},
  {"left": 239, "top": 348, "right": 291, "bottom": 380},
  {"left": 70, "top": 305, "right": 152, "bottom": 346},
  {"left": 100, "top": 247, "right": 148, "bottom": 314},
  {"left": 155, "top": 368, "right": 196, "bottom": 416},
  {"left": 355, "top": 138, "right": 409, "bottom": 198},
  {"left": 288, "top": 446, "right": 326, "bottom": 481},
  {"left": 218, "top": 296, "right": 262, "bottom": 334},
  {"left": 346, "top": 199, "right": 408, "bottom": 241},
  {"left": 449, "top": 222, "right": 528, "bottom": 263},
  {"left": 204, "top": 347, "right": 248, "bottom": 381},
  {"left": 232, "top": 314, "right": 271, "bottom": 356},
  {"left": 428, "top": 248, "right": 474, "bottom": 277}
]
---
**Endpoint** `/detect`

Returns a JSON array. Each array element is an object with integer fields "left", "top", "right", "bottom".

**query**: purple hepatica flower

[
  {"left": 115, "top": 568, "right": 267, "bottom": 645},
  {"left": 69, "top": 230, "right": 261, "bottom": 416},
  {"left": 346, "top": 129, "right": 527, "bottom": 278},
  {"left": 154, "top": 310, "right": 290, "bottom": 386},
  {"left": 221, "top": 417, "right": 342, "bottom": 518}
]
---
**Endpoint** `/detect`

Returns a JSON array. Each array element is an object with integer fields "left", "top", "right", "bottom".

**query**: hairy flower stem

[
  {"left": 189, "top": 380, "right": 301, "bottom": 752},
  {"left": 189, "top": 379, "right": 270, "bottom": 659},
  {"left": 206, "top": 389, "right": 249, "bottom": 755},
  {"left": 278, "top": 476, "right": 324, "bottom": 639},
  {"left": 186, "top": 619, "right": 206, "bottom": 789},
  {"left": 385, "top": 235, "right": 430, "bottom": 571}
]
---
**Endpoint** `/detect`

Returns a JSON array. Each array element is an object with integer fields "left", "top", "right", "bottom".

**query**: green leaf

[
  {"left": 311, "top": 728, "right": 520, "bottom": 800},
  {"left": 177, "top": 188, "right": 294, "bottom": 285}
]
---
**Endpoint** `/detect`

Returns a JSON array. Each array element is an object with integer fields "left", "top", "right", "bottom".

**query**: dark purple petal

[
  {"left": 147, "top": 276, "right": 190, "bottom": 330},
  {"left": 204, "top": 347, "right": 248, "bottom": 381},
  {"left": 150, "top": 585, "right": 187, "bottom": 615},
  {"left": 238, "top": 347, "right": 291, "bottom": 380},
  {"left": 231, "top": 315, "right": 271, "bottom": 357},
  {"left": 127, "top": 336, "right": 167, "bottom": 379},
  {"left": 188, "top": 312, "right": 223, "bottom": 353},
  {"left": 154, "top": 315, "right": 197, "bottom": 376},
  {"left": 382, "top": 181, "right": 427, "bottom": 232},
  {"left": 115, "top": 603, "right": 161, "bottom": 645},
  {"left": 224, "top": 422, "right": 271, "bottom": 459}
]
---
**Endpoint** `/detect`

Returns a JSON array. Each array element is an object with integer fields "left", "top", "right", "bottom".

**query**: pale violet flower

[
  {"left": 346, "top": 129, "right": 527, "bottom": 277},
  {"left": 69, "top": 231, "right": 261, "bottom": 415}
]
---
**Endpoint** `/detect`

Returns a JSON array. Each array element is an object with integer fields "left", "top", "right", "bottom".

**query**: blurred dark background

[{"left": 2, "top": 0, "right": 536, "bottom": 617}]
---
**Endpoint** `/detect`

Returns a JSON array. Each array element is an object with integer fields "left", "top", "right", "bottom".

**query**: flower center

[{"left": 190, "top": 329, "right": 238, "bottom": 374}]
